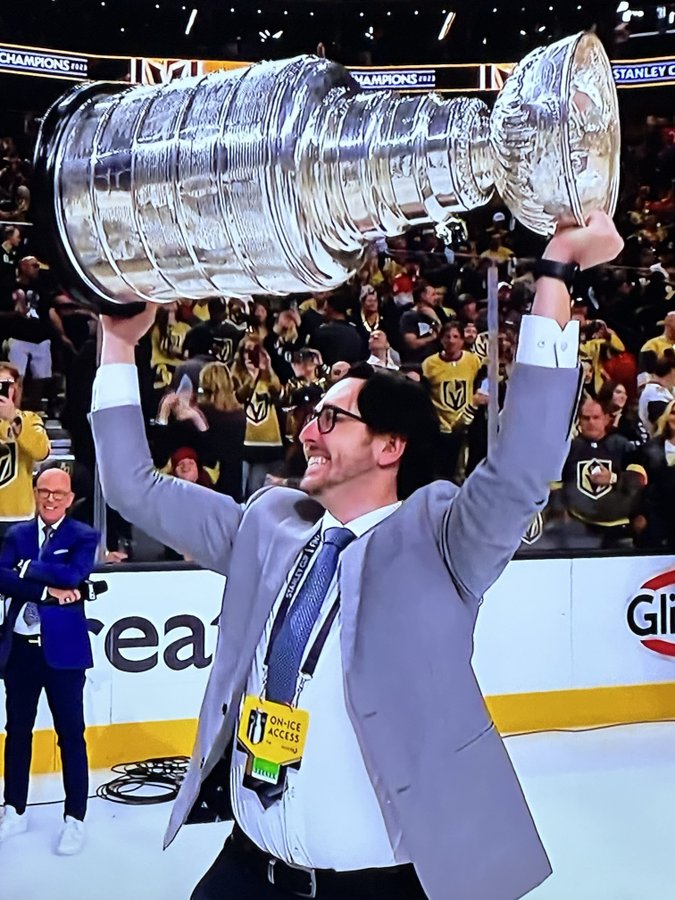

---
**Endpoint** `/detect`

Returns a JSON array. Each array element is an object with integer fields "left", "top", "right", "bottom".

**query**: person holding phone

[
  {"left": 232, "top": 335, "right": 285, "bottom": 497},
  {"left": 0, "top": 364, "right": 50, "bottom": 536}
]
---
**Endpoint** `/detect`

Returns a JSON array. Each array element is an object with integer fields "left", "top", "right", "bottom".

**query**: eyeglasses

[
  {"left": 36, "top": 489, "right": 69, "bottom": 501},
  {"left": 304, "top": 404, "right": 365, "bottom": 435}
]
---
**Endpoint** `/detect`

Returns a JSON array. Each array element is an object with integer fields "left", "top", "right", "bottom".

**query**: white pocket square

[{"left": 53, "top": 549, "right": 69, "bottom": 555}]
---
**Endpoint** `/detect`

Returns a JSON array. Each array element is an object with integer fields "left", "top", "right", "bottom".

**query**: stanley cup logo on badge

[
  {"left": 33, "top": 32, "right": 619, "bottom": 310},
  {"left": 246, "top": 708, "right": 268, "bottom": 746}
]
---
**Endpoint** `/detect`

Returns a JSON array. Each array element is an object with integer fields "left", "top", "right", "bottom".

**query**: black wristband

[{"left": 533, "top": 258, "right": 580, "bottom": 294}]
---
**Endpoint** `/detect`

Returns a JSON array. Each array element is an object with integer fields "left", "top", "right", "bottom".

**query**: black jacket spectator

[{"left": 311, "top": 290, "right": 364, "bottom": 366}]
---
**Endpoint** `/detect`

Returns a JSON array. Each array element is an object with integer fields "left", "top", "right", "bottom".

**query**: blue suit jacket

[{"left": 0, "top": 517, "right": 99, "bottom": 672}]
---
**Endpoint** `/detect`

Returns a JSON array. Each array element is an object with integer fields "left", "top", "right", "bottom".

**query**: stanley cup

[{"left": 34, "top": 31, "right": 619, "bottom": 307}]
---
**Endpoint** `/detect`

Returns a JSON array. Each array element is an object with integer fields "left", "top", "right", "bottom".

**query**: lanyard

[{"left": 263, "top": 529, "right": 341, "bottom": 682}]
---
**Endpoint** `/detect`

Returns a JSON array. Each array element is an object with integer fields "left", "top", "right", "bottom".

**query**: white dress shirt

[
  {"left": 231, "top": 504, "right": 402, "bottom": 870},
  {"left": 90, "top": 314, "right": 578, "bottom": 868},
  {"left": 13, "top": 516, "right": 65, "bottom": 637},
  {"left": 366, "top": 351, "right": 400, "bottom": 370}
]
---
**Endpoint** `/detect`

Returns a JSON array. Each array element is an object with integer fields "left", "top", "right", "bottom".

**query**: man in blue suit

[{"left": 0, "top": 465, "right": 99, "bottom": 855}]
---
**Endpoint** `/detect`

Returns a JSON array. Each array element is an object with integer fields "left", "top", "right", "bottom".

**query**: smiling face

[
  {"left": 463, "top": 322, "right": 477, "bottom": 345},
  {"left": 361, "top": 288, "right": 379, "bottom": 314},
  {"left": 34, "top": 468, "right": 74, "bottom": 527},
  {"left": 174, "top": 457, "right": 199, "bottom": 482},
  {"left": 299, "top": 377, "right": 403, "bottom": 518},
  {"left": 612, "top": 383, "right": 628, "bottom": 409},
  {"left": 440, "top": 325, "right": 464, "bottom": 359}
]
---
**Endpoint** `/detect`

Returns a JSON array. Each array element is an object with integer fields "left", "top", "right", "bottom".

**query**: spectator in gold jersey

[
  {"left": 0, "top": 363, "right": 50, "bottom": 536},
  {"left": 422, "top": 321, "right": 481, "bottom": 483}
]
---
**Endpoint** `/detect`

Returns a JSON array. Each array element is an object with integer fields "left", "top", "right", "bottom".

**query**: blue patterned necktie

[
  {"left": 254, "top": 527, "right": 355, "bottom": 807},
  {"left": 23, "top": 524, "right": 53, "bottom": 627},
  {"left": 266, "top": 526, "right": 356, "bottom": 705}
]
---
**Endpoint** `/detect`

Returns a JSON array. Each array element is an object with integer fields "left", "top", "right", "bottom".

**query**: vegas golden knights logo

[
  {"left": 0, "top": 443, "right": 17, "bottom": 489},
  {"left": 213, "top": 338, "right": 234, "bottom": 366},
  {"left": 577, "top": 458, "right": 613, "bottom": 500},
  {"left": 521, "top": 512, "right": 543, "bottom": 545},
  {"left": 159, "top": 331, "right": 185, "bottom": 357},
  {"left": 442, "top": 380, "right": 468, "bottom": 412},
  {"left": 247, "top": 391, "right": 270, "bottom": 426}
]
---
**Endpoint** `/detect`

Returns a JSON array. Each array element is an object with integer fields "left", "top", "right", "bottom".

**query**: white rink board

[
  {"left": 0, "top": 569, "right": 224, "bottom": 734},
  {"left": 2, "top": 554, "right": 675, "bottom": 736}
]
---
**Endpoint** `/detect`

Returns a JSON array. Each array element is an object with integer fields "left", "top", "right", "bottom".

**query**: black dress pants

[
  {"left": 191, "top": 828, "right": 428, "bottom": 900},
  {"left": 437, "top": 430, "right": 465, "bottom": 483},
  {"left": 3, "top": 636, "right": 88, "bottom": 820}
]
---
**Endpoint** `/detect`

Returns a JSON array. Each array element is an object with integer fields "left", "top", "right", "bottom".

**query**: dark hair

[
  {"left": 293, "top": 348, "right": 320, "bottom": 364},
  {"left": 412, "top": 281, "right": 432, "bottom": 306},
  {"left": 596, "top": 379, "right": 632, "bottom": 413},
  {"left": 580, "top": 395, "right": 612, "bottom": 417},
  {"left": 439, "top": 320, "right": 462, "bottom": 339},
  {"left": 654, "top": 353, "right": 675, "bottom": 378},
  {"left": 207, "top": 297, "right": 228, "bottom": 320},
  {"left": 347, "top": 362, "right": 440, "bottom": 499},
  {"left": 326, "top": 286, "right": 354, "bottom": 317}
]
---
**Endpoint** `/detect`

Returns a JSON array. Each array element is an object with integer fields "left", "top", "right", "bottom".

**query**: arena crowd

[{"left": 0, "top": 111, "right": 674, "bottom": 559}]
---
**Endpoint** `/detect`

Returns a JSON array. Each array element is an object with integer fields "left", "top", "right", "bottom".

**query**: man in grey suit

[{"left": 90, "top": 213, "right": 622, "bottom": 900}]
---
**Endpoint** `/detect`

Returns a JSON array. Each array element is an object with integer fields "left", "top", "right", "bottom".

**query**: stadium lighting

[
  {"left": 438, "top": 11, "right": 457, "bottom": 40},
  {"left": 617, "top": 1, "right": 629, "bottom": 11},
  {"left": 185, "top": 7, "right": 198, "bottom": 35}
]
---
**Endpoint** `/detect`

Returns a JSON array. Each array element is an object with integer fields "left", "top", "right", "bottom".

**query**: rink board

[{"left": 2, "top": 556, "right": 675, "bottom": 774}]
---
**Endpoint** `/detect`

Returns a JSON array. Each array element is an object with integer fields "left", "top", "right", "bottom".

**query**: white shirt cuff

[
  {"left": 91, "top": 364, "right": 141, "bottom": 411},
  {"left": 516, "top": 316, "right": 579, "bottom": 369}
]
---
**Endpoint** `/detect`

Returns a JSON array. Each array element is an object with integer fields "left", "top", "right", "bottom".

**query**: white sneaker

[
  {"left": 56, "top": 816, "right": 85, "bottom": 856},
  {"left": 0, "top": 806, "right": 27, "bottom": 842}
]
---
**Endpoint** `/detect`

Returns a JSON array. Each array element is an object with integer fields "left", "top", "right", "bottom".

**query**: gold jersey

[
  {"left": 640, "top": 335, "right": 675, "bottom": 359},
  {"left": 0, "top": 411, "right": 50, "bottom": 521},
  {"left": 422, "top": 352, "right": 482, "bottom": 433},
  {"left": 151, "top": 322, "right": 191, "bottom": 389}
]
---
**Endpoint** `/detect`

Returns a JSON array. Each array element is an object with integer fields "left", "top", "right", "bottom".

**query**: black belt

[
  {"left": 230, "top": 825, "right": 421, "bottom": 899},
  {"left": 14, "top": 633, "right": 41, "bottom": 645}
]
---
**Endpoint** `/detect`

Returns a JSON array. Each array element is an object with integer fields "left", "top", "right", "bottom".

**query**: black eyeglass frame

[{"left": 305, "top": 403, "right": 366, "bottom": 435}]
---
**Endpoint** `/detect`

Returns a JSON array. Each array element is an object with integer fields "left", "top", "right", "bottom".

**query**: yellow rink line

[{"left": 4, "top": 682, "right": 675, "bottom": 775}]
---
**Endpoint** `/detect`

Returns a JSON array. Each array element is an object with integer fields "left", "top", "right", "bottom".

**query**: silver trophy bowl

[
  {"left": 34, "top": 31, "right": 619, "bottom": 308},
  {"left": 490, "top": 31, "right": 620, "bottom": 235}
]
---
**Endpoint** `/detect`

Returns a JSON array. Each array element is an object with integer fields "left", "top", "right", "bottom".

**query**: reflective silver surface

[
  {"left": 41, "top": 32, "right": 619, "bottom": 305},
  {"left": 490, "top": 31, "right": 620, "bottom": 234}
]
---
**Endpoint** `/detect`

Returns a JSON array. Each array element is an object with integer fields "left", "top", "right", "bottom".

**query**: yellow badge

[{"left": 237, "top": 696, "right": 310, "bottom": 784}]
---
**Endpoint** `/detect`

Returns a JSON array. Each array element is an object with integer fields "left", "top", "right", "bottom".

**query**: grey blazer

[{"left": 90, "top": 361, "right": 580, "bottom": 900}]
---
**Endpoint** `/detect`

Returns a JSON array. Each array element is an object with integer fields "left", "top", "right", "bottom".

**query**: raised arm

[
  {"left": 442, "top": 212, "right": 624, "bottom": 601},
  {"left": 89, "top": 306, "right": 243, "bottom": 575}
]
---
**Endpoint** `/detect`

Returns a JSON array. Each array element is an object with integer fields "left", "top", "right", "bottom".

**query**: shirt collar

[
  {"left": 366, "top": 353, "right": 398, "bottom": 370},
  {"left": 321, "top": 502, "right": 401, "bottom": 540},
  {"left": 39, "top": 516, "right": 65, "bottom": 533}
]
